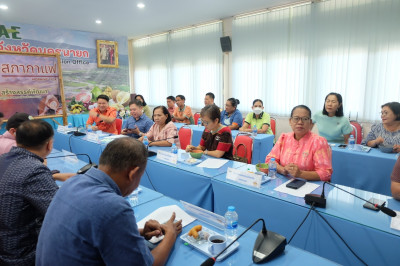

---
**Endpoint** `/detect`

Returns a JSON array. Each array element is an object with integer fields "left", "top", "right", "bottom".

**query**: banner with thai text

[{"left": 0, "top": 21, "right": 130, "bottom": 119}]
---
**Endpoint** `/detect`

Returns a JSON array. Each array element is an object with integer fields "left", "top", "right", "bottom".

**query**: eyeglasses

[
  {"left": 380, "top": 111, "right": 390, "bottom": 116},
  {"left": 291, "top": 116, "right": 311, "bottom": 123},
  {"left": 202, "top": 120, "right": 210, "bottom": 126}
]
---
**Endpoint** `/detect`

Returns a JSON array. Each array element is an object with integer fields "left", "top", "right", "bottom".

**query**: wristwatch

[
  {"left": 139, "top": 132, "right": 143, "bottom": 137},
  {"left": 204, "top": 150, "right": 208, "bottom": 155}
]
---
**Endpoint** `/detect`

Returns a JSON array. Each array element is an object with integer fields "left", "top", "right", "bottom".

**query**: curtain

[
  {"left": 133, "top": 22, "right": 223, "bottom": 109},
  {"left": 232, "top": 0, "right": 400, "bottom": 121}
]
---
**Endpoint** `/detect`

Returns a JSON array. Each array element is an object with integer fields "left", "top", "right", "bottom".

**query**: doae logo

[{"left": 0, "top": 25, "right": 21, "bottom": 39}]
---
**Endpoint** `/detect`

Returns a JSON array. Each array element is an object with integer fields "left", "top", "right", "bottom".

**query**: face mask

[{"left": 253, "top": 107, "right": 263, "bottom": 115}]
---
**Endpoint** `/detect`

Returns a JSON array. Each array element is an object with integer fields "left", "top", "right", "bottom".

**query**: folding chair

[
  {"left": 178, "top": 126, "right": 193, "bottom": 150},
  {"left": 233, "top": 134, "right": 253, "bottom": 164},
  {"left": 115, "top": 118, "right": 122, "bottom": 134}
]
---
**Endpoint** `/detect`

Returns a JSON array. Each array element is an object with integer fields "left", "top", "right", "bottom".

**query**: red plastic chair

[
  {"left": 116, "top": 118, "right": 122, "bottom": 134},
  {"left": 233, "top": 134, "right": 253, "bottom": 164},
  {"left": 178, "top": 126, "right": 193, "bottom": 150},
  {"left": 270, "top": 117, "right": 276, "bottom": 135},
  {"left": 350, "top": 120, "right": 363, "bottom": 144},
  {"left": 194, "top": 112, "right": 201, "bottom": 125}
]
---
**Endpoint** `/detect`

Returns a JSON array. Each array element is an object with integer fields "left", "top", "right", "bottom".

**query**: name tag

[
  {"left": 157, "top": 150, "right": 178, "bottom": 164},
  {"left": 226, "top": 167, "right": 262, "bottom": 188},
  {"left": 57, "top": 125, "right": 68, "bottom": 133},
  {"left": 86, "top": 132, "right": 99, "bottom": 142}
]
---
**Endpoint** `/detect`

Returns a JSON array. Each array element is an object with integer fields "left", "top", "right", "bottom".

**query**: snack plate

[
  {"left": 180, "top": 226, "right": 239, "bottom": 261},
  {"left": 179, "top": 158, "right": 203, "bottom": 166}
]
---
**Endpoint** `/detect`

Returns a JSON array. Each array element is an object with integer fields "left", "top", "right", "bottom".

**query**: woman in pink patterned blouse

[
  {"left": 139, "top": 106, "right": 179, "bottom": 148},
  {"left": 265, "top": 105, "right": 332, "bottom": 181}
]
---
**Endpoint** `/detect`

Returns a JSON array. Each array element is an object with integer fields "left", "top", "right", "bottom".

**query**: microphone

[
  {"left": 67, "top": 126, "right": 86, "bottom": 136},
  {"left": 146, "top": 136, "right": 179, "bottom": 157},
  {"left": 200, "top": 219, "right": 286, "bottom": 266},
  {"left": 46, "top": 154, "right": 98, "bottom": 174},
  {"left": 305, "top": 182, "right": 397, "bottom": 217}
]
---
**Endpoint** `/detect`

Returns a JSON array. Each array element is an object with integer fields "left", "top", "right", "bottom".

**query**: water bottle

[
  {"left": 349, "top": 135, "right": 355, "bottom": 150},
  {"left": 268, "top": 158, "right": 277, "bottom": 179},
  {"left": 252, "top": 125, "right": 257, "bottom": 137},
  {"left": 197, "top": 118, "right": 202, "bottom": 127},
  {"left": 68, "top": 122, "right": 72, "bottom": 128},
  {"left": 171, "top": 143, "right": 178, "bottom": 154},
  {"left": 224, "top": 206, "right": 238, "bottom": 241},
  {"left": 143, "top": 136, "right": 149, "bottom": 148}
]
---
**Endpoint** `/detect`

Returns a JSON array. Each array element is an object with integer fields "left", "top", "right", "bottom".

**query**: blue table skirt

[
  {"left": 331, "top": 145, "right": 397, "bottom": 196},
  {"left": 133, "top": 196, "right": 337, "bottom": 266},
  {"left": 211, "top": 176, "right": 400, "bottom": 266}
]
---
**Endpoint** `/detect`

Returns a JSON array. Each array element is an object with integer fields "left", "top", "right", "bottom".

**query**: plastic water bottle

[
  {"left": 171, "top": 143, "right": 178, "bottom": 154},
  {"left": 68, "top": 122, "right": 72, "bottom": 128},
  {"left": 252, "top": 125, "right": 257, "bottom": 137},
  {"left": 224, "top": 206, "right": 238, "bottom": 241},
  {"left": 143, "top": 136, "right": 149, "bottom": 148},
  {"left": 198, "top": 118, "right": 202, "bottom": 127},
  {"left": 268, "top": 158, "right": 277, "bottom": 179},
  {"left": 349, "top": 135, "right": 355, "bottom": 150}
]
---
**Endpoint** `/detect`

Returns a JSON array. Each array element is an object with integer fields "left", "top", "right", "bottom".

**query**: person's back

[
  {"left": 0, "top": 120, "right": 57, "bottom": 265},
  {"left": 0, "top": 112, "right": 30, "bottom": 155},
  {"left": 36, "top": 168, "right": 153, "bottom": 265}
]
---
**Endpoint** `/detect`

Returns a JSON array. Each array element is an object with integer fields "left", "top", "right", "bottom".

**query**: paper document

[
  {"left": 137, "top": 205, "right": 196, "bottom": 244},
  {"left": 390, "top": 211, "right": 400, "bottom": 231},
  {"left": 197, "top": 158, "right": 228, "bottom": 169},
  {"left": 274, "top": 179, "right": 320, "bottom": 197}
]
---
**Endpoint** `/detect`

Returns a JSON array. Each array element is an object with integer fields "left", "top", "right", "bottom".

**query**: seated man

[
  {"left": 391, "top": 157, "right": 400, "bottom": 200},
  {"left": 0, "top": 120, "right": 59, "bottom": 265},
  {"left": 36, "top": 138, "right": 182, "bottom": 266},
  {"left": 121, "top": 100, "right": 153, "bottom": 138},
  {"left": 204, "top": 92, "right": 215, "bottom": 106},
  {"left": 166, "top": 96, "right": 176, "bottom": 116},
  {"left": 0, "top": 112, "right": 30, "bottom": 155},
  {"left": 86, "top": 95, "right": 118, "bottom": 134},
  {"left": 172, "top": 95, "right": 194, "bottom": 124}
]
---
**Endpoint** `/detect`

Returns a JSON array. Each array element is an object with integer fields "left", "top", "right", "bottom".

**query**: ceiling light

[
  {"left": 0, "top": 5, "right": 8, "bottom": 10},
  {"left": 137, "top": 3, "right": 145, "bottom": 9},
  {"left": 95, "top": 20, "right": 102, "bottom": 24}
]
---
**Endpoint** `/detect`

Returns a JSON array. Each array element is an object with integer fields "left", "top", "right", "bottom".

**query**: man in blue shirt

[
  {"left": 0, "top": 120, "right": 58, "bottom": 265},
  {"left": 221, "top": 98, "right": 243, "bottom": 130},
  {"left": 122, "top": 100, "right": 153, "bottom": 138},
  {"left": 36, "top": 137, "right": 182, "bottom": 266}
]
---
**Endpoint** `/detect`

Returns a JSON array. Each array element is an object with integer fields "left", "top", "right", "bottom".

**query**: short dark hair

[
  {"left": 291, "top": 105, "right": 312, "bottom": 118},
  {"left": 201, "top": 104, "right": 221, "bottom": 123},
  {"left": 322, "top": 92, "right": 344, "bottom": 117},
  {"left": 167, "top": 96, "right": 176, "bottom": 102},
  {"left": 16, "top": 120, "right": 54, "bottom": 149},
  {"left": 176, "top": 95, "right": 185, "bottom": 101},
  {"left": 153, "top": 106, "right": 172, "bottom": 124},
  {"left": 99, "top": 137, "right": 148, "bottom": 171},
  {"left": 206, "top": 92, "right": 215, "bottom": 100},
  {"left": 129, "top": 99, "right": 143, "bottom": 108},
  {"left": 6, "top": 112, "right": 30, "bottom": 131},
  {"left": 0, "top": 112, "right": 3, "bottom": 118},
  {"left": 253, "top": 99, "right": 263, "bottom": 106},
  {"left": 382, "top": 102, "right": 400, "bottom": 121},
  {"left": 97, "top": 94, "right": 109, "bottom": 102},
  {"left": 227, "top": 98, "right": 240, "bottom": 108},
  {"left": 135, "top": 95, "right": 147, "bottom": 106}
]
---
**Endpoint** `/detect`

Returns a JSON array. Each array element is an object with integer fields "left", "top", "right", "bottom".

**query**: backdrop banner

[{"left": 0, "top": 21, "right": 130, "bottom": 118}]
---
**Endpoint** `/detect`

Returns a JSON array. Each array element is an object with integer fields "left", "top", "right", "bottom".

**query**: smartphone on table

[{"left": 286, "top": 179, "right": 306, "bottom": 189}]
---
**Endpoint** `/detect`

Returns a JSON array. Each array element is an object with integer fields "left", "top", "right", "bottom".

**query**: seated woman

[
  {"left": 312, "top": 92, "right": 353, "bottom": 143},
  {"left": 362, "top": 102, "right": 400, "bottom": 152},
  {"left": 139, "top": 106, "right": 179, "bottom": 147},
  {"left": 185, "top": 105, "right": 233, "bottom": 159},
  {"left": 265, "top": 105, "right": 332, "bottom": 181},
  {"left": 221, "top": 98, "right": 243, "bottom": 130},
  {"left": 135, "top": 94, "right": 152, "bottom": 118},
  {"left": 239, "top": 99, "right": 273, "bottom": 134},
  {"left": 86, "top": 95, "right": 117, "bottom": 134}
]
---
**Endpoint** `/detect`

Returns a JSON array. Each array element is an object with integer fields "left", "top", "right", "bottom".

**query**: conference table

[
  {"left": 330, "top": 144, "right": 398, "bottom": 196},
  {"left": 175, "top": 123, "right": 275, "bottom": 164}
]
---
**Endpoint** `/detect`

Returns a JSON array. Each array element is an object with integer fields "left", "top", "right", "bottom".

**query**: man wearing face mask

[
  {"left": 0, "top": 112, "right": 30, "bottom": 156},
  {"left": 239, "top": 99, "right": 273, "bottom": 135}
]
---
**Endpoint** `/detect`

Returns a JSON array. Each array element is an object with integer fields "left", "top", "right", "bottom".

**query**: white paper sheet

[
  {"left": 196, "top": 158, "right": 228, "bottom": 169},
  {"left": 137, "top": 205, "right": 196, "bottom": 244},
  {"left": 390, "top": 211, "right": 400, "bottom": 231},
  {"left": 274, "top": 179, "right": 320, "bottom": 197}
]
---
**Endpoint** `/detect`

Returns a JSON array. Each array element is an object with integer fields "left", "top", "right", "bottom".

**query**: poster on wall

[
  {"left": 0, "top": 22, "right": 130, "bottom": 119},
  {"left": 0, "top": 51, "right": 67, "bottom": 122}
]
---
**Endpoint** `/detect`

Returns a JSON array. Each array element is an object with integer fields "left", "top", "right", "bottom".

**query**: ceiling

[{"left": 1, "top": 0, "right": 301, "bottom": 39}]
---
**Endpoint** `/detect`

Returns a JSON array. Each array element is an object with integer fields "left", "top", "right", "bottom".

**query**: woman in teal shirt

[{"left": 312, "top": 92, "right": 353, "bottom": 143}]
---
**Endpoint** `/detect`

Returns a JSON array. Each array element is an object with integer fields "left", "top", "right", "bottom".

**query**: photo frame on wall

[{"left": 96, "top": 40, "right": 119, "bottom": 68}]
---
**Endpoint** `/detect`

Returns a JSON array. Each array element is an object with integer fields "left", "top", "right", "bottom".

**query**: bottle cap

[{"left": 228, "top": 206, "right": 235, "bottom": 212}]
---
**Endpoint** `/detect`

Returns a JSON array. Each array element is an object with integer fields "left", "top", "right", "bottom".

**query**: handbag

[{"left": 232, "top": 143, "right": 248, "bottom": 163}]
